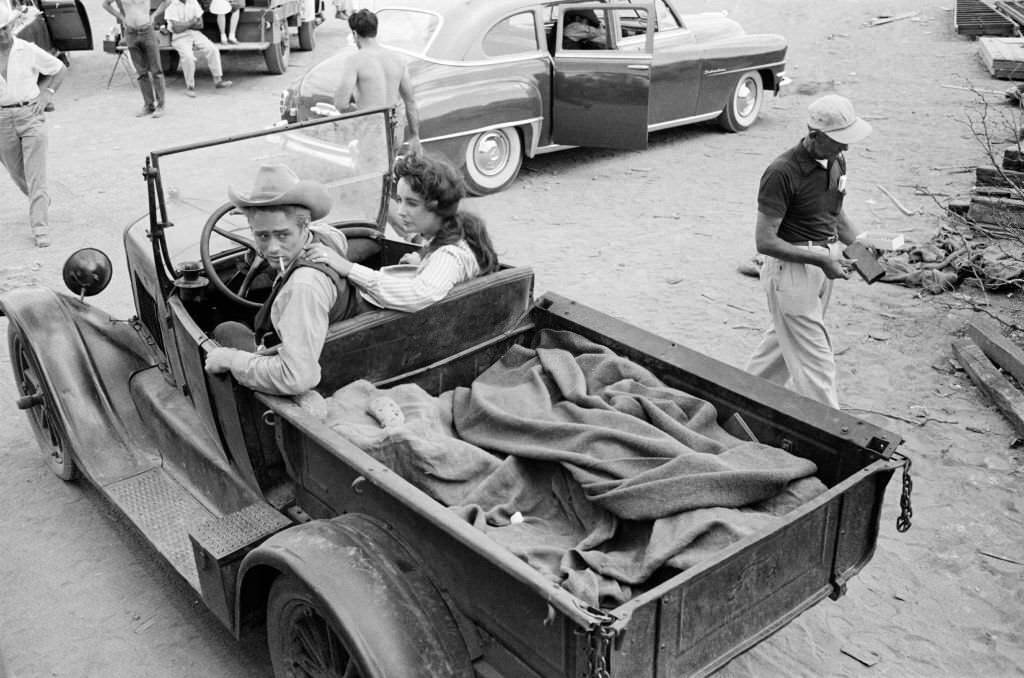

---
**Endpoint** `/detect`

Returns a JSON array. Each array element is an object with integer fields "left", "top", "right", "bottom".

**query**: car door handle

[{"left": 627, "top": 64, "right": 650, "bottom": 71}]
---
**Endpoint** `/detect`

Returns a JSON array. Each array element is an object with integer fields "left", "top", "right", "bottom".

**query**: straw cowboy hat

[{"left": 228, "top": 164, "right": 332, "bottom": 221}]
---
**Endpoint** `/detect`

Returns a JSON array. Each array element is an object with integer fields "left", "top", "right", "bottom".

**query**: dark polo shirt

[{"left": 757, "top": 140, "right": 847, "bottom": 243}]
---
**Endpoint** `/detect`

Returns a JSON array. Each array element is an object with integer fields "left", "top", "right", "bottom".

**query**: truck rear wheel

[
  {"left": 297, "top": 20, "right": 315, "bottom": 51},
  {"left": 263, "top": 516, "right": 473, "bottom": 678},
  {"left": 264, "top": 21, "right": 291, "bottom": 74}
]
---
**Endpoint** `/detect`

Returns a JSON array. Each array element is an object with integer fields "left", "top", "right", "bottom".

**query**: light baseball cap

[{"left": 807, "top": 94, "right": 872, "bottom": 144}]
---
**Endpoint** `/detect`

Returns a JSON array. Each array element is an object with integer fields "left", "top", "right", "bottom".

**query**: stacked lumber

[
  {"left": 959, "top": 0, "right": 1017, "bottom": 36},
  {"left": 979, "top": 36, "right": 1024, "bottom": 78},
  {"left": 964, "top": 149, "right": 1024, "bottom": 228},
  {"left": 953, "top": 319, "right": 1024, "bottom": 437}
]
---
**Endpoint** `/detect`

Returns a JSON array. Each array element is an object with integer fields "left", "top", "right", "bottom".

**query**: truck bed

[{"left": 261, "top": 293, "right": 904, "bottom": 678}]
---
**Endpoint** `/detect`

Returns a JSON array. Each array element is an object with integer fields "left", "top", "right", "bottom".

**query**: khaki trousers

[
  {"left": 0, "top": 106, "right": 49, "bottom": 236},
  {"left": 745, "top": 245, "right": 839, "bottom": 408}
]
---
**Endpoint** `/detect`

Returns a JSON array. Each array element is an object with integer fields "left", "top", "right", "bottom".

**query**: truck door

[
  {"left": 38, "top": 0, "right": 93, "bottom": 51},
  {"left": 551, "top": 3, "right": 654, "bottom": 150}
]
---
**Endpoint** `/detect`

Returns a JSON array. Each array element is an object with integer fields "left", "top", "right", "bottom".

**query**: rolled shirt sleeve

[
  {"left": 226, "top": 268, "right": 336, "bottom": 395},
  {"left": 347, "top": 243, "right": 479, "bottom": 312}
]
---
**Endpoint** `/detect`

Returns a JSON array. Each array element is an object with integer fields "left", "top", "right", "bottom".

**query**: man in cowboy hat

[
  {"left": 0, "top": 0, "right": 66, "bottom": 247},
  {"left": 203, "top": 164, "right": 367, "bottom": 395},
  {"left": 744, "top": 94, "right": 873, "bottom": 408}
]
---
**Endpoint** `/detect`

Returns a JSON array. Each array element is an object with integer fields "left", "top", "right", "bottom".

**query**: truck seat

[{"left": 317, "top": 266, "right": 535, "bottom": 393}]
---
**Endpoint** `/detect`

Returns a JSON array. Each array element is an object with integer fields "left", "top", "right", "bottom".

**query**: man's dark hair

[{"left": 348, "top": 9, "right": 378, "bottom": 38}]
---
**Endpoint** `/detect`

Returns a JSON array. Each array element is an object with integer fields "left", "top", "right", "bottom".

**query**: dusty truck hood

[{"left": 683, "top": 12, "right": 745, "bottom": 42}]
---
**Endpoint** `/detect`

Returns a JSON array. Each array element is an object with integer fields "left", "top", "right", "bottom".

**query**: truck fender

[
  {"left": 236, "top": 514, "right": 473, "bottom": 678},
  {"left": 0, "top": 287, "right": 155, "bottom": 466}
]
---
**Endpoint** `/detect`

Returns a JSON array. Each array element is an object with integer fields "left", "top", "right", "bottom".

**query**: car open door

[
  {"left": 39, "top": 0, "right": 93, "bottom": 52},
  {"left": 551, "top": 3, "right": 654, "bottom": 150}
]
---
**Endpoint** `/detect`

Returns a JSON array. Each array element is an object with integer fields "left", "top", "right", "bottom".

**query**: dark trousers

[{"left": 125, "top": 24, "right": 166, "bottom": 110}]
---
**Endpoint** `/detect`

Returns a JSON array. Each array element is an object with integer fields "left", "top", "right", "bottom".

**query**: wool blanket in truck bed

[{"left": 307, "top": 329, "right": 826, "bottom": 608}]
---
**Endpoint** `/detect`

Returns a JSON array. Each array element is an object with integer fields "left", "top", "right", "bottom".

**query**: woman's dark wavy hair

[{"left": 393, "top": 154, "right": 499, "bottom": 274}]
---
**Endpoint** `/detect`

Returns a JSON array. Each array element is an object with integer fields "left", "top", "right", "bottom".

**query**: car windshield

[
  {"left": 145, "top": 111, "right": 392, "bottom": 267},
  {"left": 376, "top": 8, "right": 440, "bottom": 55}
]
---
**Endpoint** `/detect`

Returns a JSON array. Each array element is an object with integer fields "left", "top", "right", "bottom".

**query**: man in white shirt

[
  {"left": 0, "top": 0, "right": 66, "bottom": 248},
  {"left": 162, "top": 0, "right": 232, "bottom": 97}
]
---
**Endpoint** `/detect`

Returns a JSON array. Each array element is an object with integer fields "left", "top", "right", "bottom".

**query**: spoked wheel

[
  {"left": 268, "top": 576, "right": 366, "bottom": 678},
  {"left": 8, "top": 324, "right": 77, "bottom": 480},
  {"left": 461, "top": 126, "right": 523, "bottom": 196},
  {"left": 717, "top": 70, "right": 764, "bottom": 133}
]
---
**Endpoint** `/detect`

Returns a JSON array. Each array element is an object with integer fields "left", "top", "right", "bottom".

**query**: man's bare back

[{"left": 349, "top": 45, "right": 405, "bottom": 109}]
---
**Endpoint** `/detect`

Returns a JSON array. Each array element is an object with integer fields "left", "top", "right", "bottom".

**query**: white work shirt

[
  {"left": 164, "top": 0, "right": 204, "bottom": 30},
  {"left": 0, "top": 38, "right": 63, "bottom": 105}
]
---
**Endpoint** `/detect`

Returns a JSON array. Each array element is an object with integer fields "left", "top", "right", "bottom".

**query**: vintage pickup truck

[{"left": 2, "top": 107, "right": 912, "bottom": 677}]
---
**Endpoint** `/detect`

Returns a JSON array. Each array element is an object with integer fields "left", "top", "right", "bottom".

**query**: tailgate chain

[
  {"left": 582, "top": 625, "right": 614, "bottom": 678},
  {"left": 894, "top": 451, "right": 913, "bottom": 532}
]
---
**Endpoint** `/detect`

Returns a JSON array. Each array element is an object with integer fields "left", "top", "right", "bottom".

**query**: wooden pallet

[
  {"left": 979, "top": 36, "right": 1024, "bottom": 78},
  {"left": 958, "top": 0, "right": 1017, "bottom": 36}
]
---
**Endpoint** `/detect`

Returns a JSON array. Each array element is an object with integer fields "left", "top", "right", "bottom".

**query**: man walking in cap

[
  {"left": 744, "top": 94, "right": 873, "bottom": 408},
  {"left": 0, "top": 0, "right": 66, "bottom": 248},
  {"left": 102, "top": 0, "right": 166, "bottom": 117}
]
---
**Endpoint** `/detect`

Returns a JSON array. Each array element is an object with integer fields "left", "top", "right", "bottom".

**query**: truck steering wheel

[{"left": 199, "top": 201, "right": 265, "bottom": 310}]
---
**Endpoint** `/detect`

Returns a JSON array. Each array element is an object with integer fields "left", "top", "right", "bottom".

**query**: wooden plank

[
  {"left": 978, "top": 37, "right": 1024, "bottom": 79},
  {"left": 976, "top": 165, "right": 1024, "bottom": 188},
  {"left": 967, "top": 318, "right": 1024, "bottom": 385},
  {"left": 967, "top": 194, "right": 1024, "bottom": 225},
  {"left": 952, "top": 338, "right": 1024, "bottom": 437}
]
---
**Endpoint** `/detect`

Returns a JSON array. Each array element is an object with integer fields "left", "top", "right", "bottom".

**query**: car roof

[{"left": 373, "top": 0, "right": 596, "bottom": 60}]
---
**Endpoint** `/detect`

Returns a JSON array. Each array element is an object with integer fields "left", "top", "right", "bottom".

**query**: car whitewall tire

[{"left": 462, "top": 127, "right": 523, "bottom": 196}]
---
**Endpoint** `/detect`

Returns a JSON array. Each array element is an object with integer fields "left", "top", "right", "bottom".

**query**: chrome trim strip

[
  {"left": 702, "top": 60, "right": 787, "bottom": 77},
  {"left": 648, "top": 111, "right": 720, "bottom": 132},
  {"left": 421, "top": 116, "right": 544, "bottom": 144},
  {"left": 389, "top": 46, "right": 550, "bottom": 69}
]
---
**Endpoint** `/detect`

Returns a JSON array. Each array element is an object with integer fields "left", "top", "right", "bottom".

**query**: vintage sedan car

[
  {"left": 2, "top": 108, "right": 911, "bottom": 677},
  {"left": 279, "top": 0, "right": 787, "bottom": 194}
]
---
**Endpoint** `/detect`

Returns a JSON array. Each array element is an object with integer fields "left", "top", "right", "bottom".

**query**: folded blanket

[{"left": 319, "top": 329, "right": 827, "bottom": 608}]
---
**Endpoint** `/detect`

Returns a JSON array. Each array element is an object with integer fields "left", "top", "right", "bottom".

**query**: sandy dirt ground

[{"left": 1, "top": 0, "right": 1023, "bottom": 676}]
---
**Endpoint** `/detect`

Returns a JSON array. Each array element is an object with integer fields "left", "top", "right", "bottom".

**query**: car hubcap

[
  {"left": 736, "top": 78, "right": 758, "bottom": 119},
  {"left": 473, "top": 131, "right": 510, "bottom": 177}
]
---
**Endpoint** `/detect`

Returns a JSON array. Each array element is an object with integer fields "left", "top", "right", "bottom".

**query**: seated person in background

[
  {"left": 204, "top": 164, "right": 356, "bottom": 395},
  {"left": 563, "top": 9, "right": 606, "bottom": 49},
  {"left": 304, "top": 153, "right": 500, "bottom": 313}
]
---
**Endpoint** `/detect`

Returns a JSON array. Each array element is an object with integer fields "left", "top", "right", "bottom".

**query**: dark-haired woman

[{"left": 304, "top": 154, "right": 500, "bottom": 312}]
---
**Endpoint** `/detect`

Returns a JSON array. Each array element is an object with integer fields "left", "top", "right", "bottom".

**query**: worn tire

[
  {"left": 8, "top": 323, "right": 78, "bottom": 481},
  {"left": 461, "top": 127, "right": 523, "bottom": 196},
  {"left": 297, "top": 20, "right": 315, "bottom": 51},
  {"left": 717, "top": 70, "right": 764, "bottom": 133},
  {"left": 264, "top": 23, "right": 291, "bottom": 74},
  {"left": 264, "top": 516, "right": 472, "bottom": 678}
]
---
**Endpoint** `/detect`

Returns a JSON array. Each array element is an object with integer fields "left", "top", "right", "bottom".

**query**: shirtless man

[
  {"left": 334, "top": 9, "right": 421, "bottom": 155},
  {"left": 102, "top": 0, "right": 166, "bottom": 117}
]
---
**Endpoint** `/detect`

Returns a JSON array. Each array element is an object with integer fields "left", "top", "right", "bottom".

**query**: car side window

[
  {"left": 621, "top": 0, "right": 680, "bottom": 32},
  {"left": 483, "top": 12, "right": 540, "bottom": 56}
]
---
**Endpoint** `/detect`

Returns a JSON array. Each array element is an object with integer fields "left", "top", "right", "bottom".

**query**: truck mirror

[{"left": 62, "top": 247, "right": 113, "bottom": 298}]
